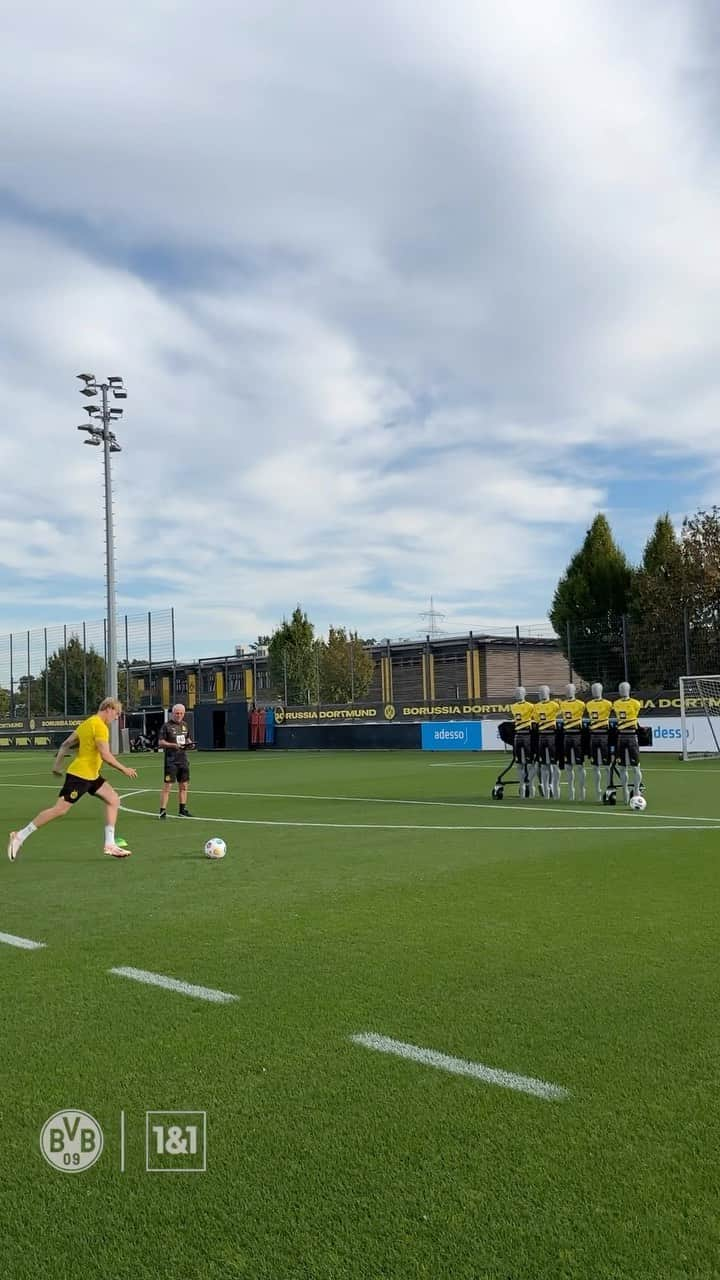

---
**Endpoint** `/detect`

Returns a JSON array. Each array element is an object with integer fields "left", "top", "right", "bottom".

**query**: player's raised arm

[{"left": 97, "top": 736, "right": 137, "bottom": 780}]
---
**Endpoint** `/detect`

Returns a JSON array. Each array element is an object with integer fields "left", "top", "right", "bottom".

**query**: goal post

[{"left": 679, "top": 675, "right": 720, "bottom": 760}]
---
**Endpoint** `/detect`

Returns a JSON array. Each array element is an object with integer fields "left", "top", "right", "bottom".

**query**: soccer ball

[
  {"left": 629, "top": 794, "right": 647, "bottom": 812},
  {"left": 204, "top": 837, "right": 227, "bottom": 860}
]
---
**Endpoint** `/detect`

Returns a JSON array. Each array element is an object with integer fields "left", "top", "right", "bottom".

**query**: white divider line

[
  {"left": 109, "top": 965, "right": 238, "bottom": 1004},
  {"left": 0, "top": 931, "right": 46, "bottom": 950},
  {"left": 159, "top": 786, "right": 720, "bottom": 827},
  {"left": 350, "top": 1032, "right": 569, "bottom": 1102},
  {"left": 117, "top": 801, "right": 717, "bottom": 832}
]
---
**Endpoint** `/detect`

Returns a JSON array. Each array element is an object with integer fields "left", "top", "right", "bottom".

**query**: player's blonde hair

[{"left": 98, "top": 697, "right": 123, "bottom": 713}]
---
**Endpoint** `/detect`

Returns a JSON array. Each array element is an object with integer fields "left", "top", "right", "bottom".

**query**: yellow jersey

[
  {"left": 511, "top": 700, "right": 535, "bottom": 732},
  {"left": 533, "top": 700, "right": 561, "bottom": 734},
  {"left": 559, "top": 698, "right": 585, "bottom": 732},
  {"left": 66, "top": 714, "right": 109, "bottom": 780},
  {"left": 585, "top": 698, "right": 613, "bottom": 731},
  {"left": 613, "top": 697, "right": 642, "bottom": 731}
]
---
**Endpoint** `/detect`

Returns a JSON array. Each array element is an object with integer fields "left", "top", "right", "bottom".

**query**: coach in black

[{"left": 158, "top": 703, "right": 194, "bottom": 819}]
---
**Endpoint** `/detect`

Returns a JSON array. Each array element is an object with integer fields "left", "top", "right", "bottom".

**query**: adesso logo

[
  {"left": 653, "top": 725, "right": 682, "bottom": 740},
  {"left": 421, "top": 722, "right": 482, "bottom": 751}
]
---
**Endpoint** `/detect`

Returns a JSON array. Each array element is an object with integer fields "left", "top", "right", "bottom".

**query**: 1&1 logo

[{"left": 40, "top": 1110, "right": 104, "bottom": 1172}]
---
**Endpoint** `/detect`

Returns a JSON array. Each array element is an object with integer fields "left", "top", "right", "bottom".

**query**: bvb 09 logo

[{"left": 40, "top": 1110, "right": 104, "bottom": 1172}]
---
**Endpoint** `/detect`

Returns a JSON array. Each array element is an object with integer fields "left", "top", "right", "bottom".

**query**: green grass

[{"left": 1, "top": 747, "right": 720, "bottom": 1280}]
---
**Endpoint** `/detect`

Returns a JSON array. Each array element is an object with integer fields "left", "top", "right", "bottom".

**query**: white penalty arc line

[
  {"left": 0, "top": 931, "right": 46, "bottom": 950},
  {"left": 124, "top": 785, "right": 720, "bottom": 828},
  {"left": 116, "top": 801, "right": 715, "bottom": 833},
  {"left": 350, "top": 1033, "right": 569, "bottom": 1102},
  {"left": 109, "top": 966, "right": 238, "bottom": 1004}
]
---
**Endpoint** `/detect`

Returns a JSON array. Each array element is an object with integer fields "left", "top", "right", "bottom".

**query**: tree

[
  {"left": 0, "top": 686, "right": 10, "bottom": 718},
  {"left": 319, "top": 627, "right": 375, "bottom": 703},
  {"left": 550, "top": 514, "right": 634, "bottom": 685},
  {"left": 38, "top": 637, "right": 106, "bottom": 716},
  {"left": 679, "top": 507, "right": 720, "bottom": 672},
  {"left": 628, "top": 514, "right": 685, "bottom": 686},
  {"left": 268, "top": 607, "right": 318, "bottom": 704}
]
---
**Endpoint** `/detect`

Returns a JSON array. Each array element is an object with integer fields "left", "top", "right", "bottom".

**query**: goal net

[{"left": 679, "top": 675, "right": 720, "bottom": 759}]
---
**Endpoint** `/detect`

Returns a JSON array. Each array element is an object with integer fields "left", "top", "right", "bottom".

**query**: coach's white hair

[{"left": 171, "top": 703, "right": 186, "bottom": 714}]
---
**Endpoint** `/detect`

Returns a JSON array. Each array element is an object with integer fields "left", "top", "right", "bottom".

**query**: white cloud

[{"left": 1, "top": 0, "right": 720, "bottom": 656}]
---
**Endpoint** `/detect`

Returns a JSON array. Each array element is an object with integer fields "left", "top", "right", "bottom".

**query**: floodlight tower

[{"left": 76, "top": 374, "right": 127, "bottom": 751}]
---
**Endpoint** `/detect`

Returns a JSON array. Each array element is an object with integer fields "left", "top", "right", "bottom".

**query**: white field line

[
  {"left": 109, "top": 966, "right": 238, "bottom": 1004},
  {"left": 0, "top": 931, "right": 46, "bottom": 950},
  {"left": 117, "top": 800, "right": 714, "bottom": 832},
  {"left": 350, "top": 1032, "right": 569, "bottom": 1101},
  {"left": 3, "top": 782, "right": 719, "bottom": 827},
  {"left": 130, "top": 785, "right": 720, "bottom": 828}
]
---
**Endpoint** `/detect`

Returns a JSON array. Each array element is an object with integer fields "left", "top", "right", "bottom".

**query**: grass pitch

[{"left": 1, "top": 748, "right": 719, "bottom": 1280}]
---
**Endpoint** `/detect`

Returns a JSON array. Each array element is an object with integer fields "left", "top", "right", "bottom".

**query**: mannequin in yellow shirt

[
  {"left": 533, "top": 685, "right": 562, "bottom": 799},
  {"left": 613, "top": 681, "right": 644, "bottom": 804},
  {"left": 558, "top": 682, "right": 587, "bottom": 801},
  {"left": 510, "top": 685, "right": 536, "bottom": 798},
  {"left": 585, "top": 681, "right": 614, "bottom": 801}
]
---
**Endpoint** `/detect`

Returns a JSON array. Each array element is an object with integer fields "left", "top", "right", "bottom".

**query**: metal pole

[
  {"left": 515, "top": 625, "right": 522, "bottom": 685},
  {"left": 148, "top": 611, "right": 153, "bottom": 709},
  {"left": 27, "top": 631, "right": 31, "bottom": 719},
  {"left": 316, "top": 641, "right": 321, "bottom": 708},
  {"left": 125, "top": 614, "right": 130, "bottom": 707},
  {"left": 683, "top": 605, "right": 692, "bottom": 676},
  {"left": 349, "top": 634, "right": 355, "bottom": 703},
  {"left": 82, "top": 621, "right": 88, "bottom": 714},
  {"left": 283, "top": 650, "right": 288, "bottom": 705},
  {"left": 171, "top": 606, "right": 177, "bottom": 703},
  {"left": 621, "top": 614, "right": 629, "bottom": 684},
  {"left": 566, "top": 621, "right": 573, "bottom": 681},
  {"left": 102, "top": 383, "right": 119, "bottom": 750},
  {"left": 63, "top": 624, "right": 68, "bottom": 715},
  {"left": 9, "top": 634, "right": 14, "bottom": 717},
  {"left": 44, "top": 627, "right": 48, "bottom": 716}
]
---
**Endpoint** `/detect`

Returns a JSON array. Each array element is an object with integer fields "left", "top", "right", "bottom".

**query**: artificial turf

[{"left": 1, "top": 748, "right": 719, "bottom": 1279}]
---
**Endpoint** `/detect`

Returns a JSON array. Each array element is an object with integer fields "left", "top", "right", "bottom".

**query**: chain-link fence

[
  {"left": 0, "top": 609, "right": 175, "bottom": 717},
  {"left": 261, "top": 614, "right": 710, "bottom": 706}
]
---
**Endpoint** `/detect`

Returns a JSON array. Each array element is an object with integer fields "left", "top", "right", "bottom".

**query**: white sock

[
  {"left": 105, "top": 825, "right": 115, "bottom": 846},
  {"left": 18, "top": 822, "right": 37, "bottom": 845}
]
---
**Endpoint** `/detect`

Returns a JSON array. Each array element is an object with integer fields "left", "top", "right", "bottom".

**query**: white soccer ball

[
  {"left": 629, "top": 794, "right": 647, "bottom": 812},
  {"left": 204, "top": 837, "right": 227, "bottom": 860}
]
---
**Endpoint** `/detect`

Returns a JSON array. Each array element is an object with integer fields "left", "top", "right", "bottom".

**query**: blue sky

[{"left": 2, "top": 0, "right": 720, "bottom": 657}]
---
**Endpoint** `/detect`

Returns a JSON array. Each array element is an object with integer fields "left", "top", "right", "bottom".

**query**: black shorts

[
  {"left": 60, "top": 773, "right": 107, "bottom": 804},
  {"left": 564, "top": 732, "right": 584, "bottom": 763},
  {"left": 164, "top": 760, "right": 190, "bottom": 784},
  {"left": 536, "top": 734, "right": 557, "bottom": 763},
  {"left": 616, "top": 732, "right": 640, "bottom": 765},
  {"left": 514, "top": 731, "right": 533, "bottom": 762},
  {"left": 590, "top": 733, "right": 610, "bottom": 765}
]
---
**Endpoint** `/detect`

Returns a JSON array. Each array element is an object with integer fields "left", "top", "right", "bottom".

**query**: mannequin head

[
  {"left": 538, "top": 685, "right": 550, "bottom": 702},
  {"left": 619, "top": 681, "right": 630, "bottom": 699},
  {"left": 566, "top": 683, "right": 576, "bottom": 699},
  {"left": 515, "top": 686, "right": 526, "bottom": 702},
  {"left": 591, "top": 682, "right": 603, "bottom": 699}
]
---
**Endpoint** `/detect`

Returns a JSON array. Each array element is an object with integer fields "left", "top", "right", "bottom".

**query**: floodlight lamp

[
  {"left": 84, "top": 404, "right": 100, "bottom": 416},
  {"left": 112, "top": 389, "right": 127, "bottom": 400},
  {"left": 80, "top": 387, "right": 99, "bottom": 397},
  {"left": 76, "top": 373, "right": 96, "bottom": 383},
  {"left": 107, "top": 376, "right": 124, "bottom": 386},
  {"left": 84, "top": 438, "right": 102, "bottom": 446},
  {"left": 109, "top": 407, "right": 123, "bottom": 418},
  {"left": 109, "top": 442, "right": 122, "bottom": 453}
]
